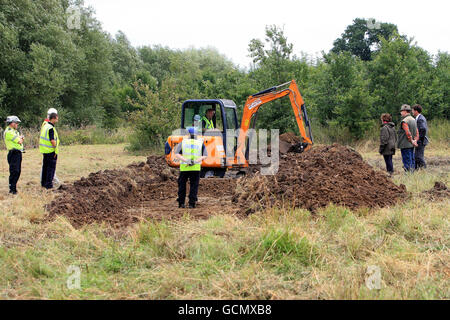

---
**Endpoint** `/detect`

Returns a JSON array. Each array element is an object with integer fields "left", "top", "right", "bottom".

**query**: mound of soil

[
  {"left": 46, "top": 156, "right": 172, "bottom": 227},
  {"left": 232, "top": 144, "right": 407, "bottom": 214},
  {"left": 46, "top": 156, "right": 240, "bottom": 228},
  {"left": 427, "top": 181, "right": 450, "bottom": 200},
  {"left": 46, "top": 143, "right": 409, "bottom": 228}
]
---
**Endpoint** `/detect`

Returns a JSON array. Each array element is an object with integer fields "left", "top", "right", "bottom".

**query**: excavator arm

[{"left": 235, "top": 80, "right": 314, "bottom": 165}]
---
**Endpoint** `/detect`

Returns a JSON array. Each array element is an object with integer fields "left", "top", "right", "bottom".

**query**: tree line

[{"left": 0, "top": 1, "right": 448, "bottom": 148}]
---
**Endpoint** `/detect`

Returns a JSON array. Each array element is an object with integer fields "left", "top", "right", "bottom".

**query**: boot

[
  {"left": 178, "top": 203, "right": 185, "bottom": 208},
  {"left": 188, "top": 203, "right": 196, "bottom": 209}
]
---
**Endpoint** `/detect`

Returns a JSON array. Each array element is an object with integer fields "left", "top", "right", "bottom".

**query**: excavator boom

[{"left": 235, "top": 80, "right": 313, "bottom": 165}]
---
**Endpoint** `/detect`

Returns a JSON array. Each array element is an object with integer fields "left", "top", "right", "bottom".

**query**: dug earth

[{"left": 45, "top": 142, "right": 414, "bottom": 228}]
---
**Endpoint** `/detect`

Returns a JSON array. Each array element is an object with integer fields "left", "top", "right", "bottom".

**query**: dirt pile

[
  {"left": 46, "top": 156, "right": 173, "bottom": 227},
  {"left": 46, "top": 156, "right": 240, "bottom": 228},
  {"left": 232, "top": 144, "right": 407, "bottom": 214},
  {"left": 427, "top": 182, "right": 450, "bottom": 200},
  {"left": 46, "top": 143, "right": 412, "bottom": 228}
]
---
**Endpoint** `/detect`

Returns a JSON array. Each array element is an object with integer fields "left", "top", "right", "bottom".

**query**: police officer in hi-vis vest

[
  {"left": 40, "top": 112, "right": 60, "bottom": 189},
  {"left": 40, "top": 108, "right": 60, "bottom": 187},
  {"left": 174, "top": 127, "right": 207, "bottom": 208},
  {"left": 4, "top": 116, "right": 24, "bottom": 194}
]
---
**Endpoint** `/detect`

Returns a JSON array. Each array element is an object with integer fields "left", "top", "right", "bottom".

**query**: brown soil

[
  {"left": 427, "top": 182, "right": 450, "bottom": 200},
  {"left": 46, "top": 143, "right": 408, "bottom": 228},
  {"left": 46, "top": 156, "right": 241, "bottom": 228},
  {"left": 232, "top": 144, "right": 407, "bottom": 214}
]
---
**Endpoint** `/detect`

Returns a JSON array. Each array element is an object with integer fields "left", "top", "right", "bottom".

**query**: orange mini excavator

[{"left": 165, "top": 80, "right": 314, "bottom": 177}]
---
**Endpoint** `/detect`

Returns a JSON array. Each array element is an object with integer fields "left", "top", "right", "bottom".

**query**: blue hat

[
  {"left": 187, "top": 127, "right": 197, "bottom": 135},
  {"left": 193, "top": 114, "right": 201, "bottom": 121}
]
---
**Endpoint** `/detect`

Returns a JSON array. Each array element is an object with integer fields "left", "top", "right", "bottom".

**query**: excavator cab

[
  {"left": 181, "top": 99, "right": 238, "bottom": 134},
  {"left": 166, "top": 99, "right": 239, "bottom": 177}
]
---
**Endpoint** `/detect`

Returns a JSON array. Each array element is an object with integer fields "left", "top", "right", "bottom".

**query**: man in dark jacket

[
  {"left": 379, "top": 113, "right": 397, "bottom": 175},
  {"left": 397, "top": 104, "right": 418, "bottom": 173},
  {"left": 412, "top": 104, "right": 429, "bottom": 169}
]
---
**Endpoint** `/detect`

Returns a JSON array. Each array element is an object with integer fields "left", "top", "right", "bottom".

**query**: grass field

[{"left": 0, "top": 143, "right": 448, "bottom": 299}]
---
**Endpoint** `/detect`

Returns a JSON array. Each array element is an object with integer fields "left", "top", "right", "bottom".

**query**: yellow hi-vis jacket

[
  {"left": 39, "top": 122, "right": 59, "bottom": 154},
  {"left": 3, "top": 127, "right": 23, "bottom": 151},
  {"left": 201, "top": 116, "right": 214, "bottom": 130},
  {"left": 180, "top": 138, "right": 203, "bottom": 172}
]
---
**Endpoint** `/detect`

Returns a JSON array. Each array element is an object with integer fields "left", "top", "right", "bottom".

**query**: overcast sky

[{"left": 84, "top": 0, "right": 449, "bottom": 67}]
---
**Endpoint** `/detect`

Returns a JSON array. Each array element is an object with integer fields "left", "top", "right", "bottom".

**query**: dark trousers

[
  {"left": 401, "top": 148, "right": 415, "bottom": 172},
  {"left": 177, "top": 171, "right": 200, "bottom": 206},
  {"left": 415, "top": 145, "right": 427, "bottom": 169},
  {"left": 7, "top": 150, "right": 22, "bottom": 192},
  {"left": 383, "top": 155, "right": 394, "bottom": 174},
  {"left": 41, "top": 153, "right": 57, "bottom": 189}
]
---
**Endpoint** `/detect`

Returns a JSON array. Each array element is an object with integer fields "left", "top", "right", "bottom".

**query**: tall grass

[{"left": 428, "top": 119, "right": 450, "bottom": 144}]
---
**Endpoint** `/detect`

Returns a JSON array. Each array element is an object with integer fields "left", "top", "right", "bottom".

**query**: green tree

[
  {"left": 111, "top": 31, "right": 141, "bottom": 84},
  {"left": 423, "top": 52, "right": 450, "bottom": 119},
  {"left": 331, "top": 18, "right": 399, "bottom": 61},
  {"left": 249, "top": 25, "right": 294, "bottom": 85},
  {"left": 368, "top": 34, "right": 433, "bottom": 120},
  {"left": 0, "top": 0, "right": 76, "bottom": 123},
  {"left": 247, "top": 25, "right": 300, "bottom": 133},
  {"left": 127, "top": 79, "right": 180, "bottom": 150},
  {"left": 311, "top": 52, "right": 374, "bottom": 139},
  {"left": 139, "top": 45, "right": 174, "bottom": 87},
  {"left": 0, "top": 0, "right": 116, "bottom": 126}
]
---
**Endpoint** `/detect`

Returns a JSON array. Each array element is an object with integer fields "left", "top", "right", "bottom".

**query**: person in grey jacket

[
  {"left": 379, "top": 113, "right": 397, "bottom": 175},
  {"left": 412, "top": 104, "right": 429, "bottom": 169}
]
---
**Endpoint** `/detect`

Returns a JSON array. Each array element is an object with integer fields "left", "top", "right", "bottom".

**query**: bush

[
  {"left": 59, "top": 130, "right": 91, "bottom": 145},
  {"left": 126, "top": 79, "right": 180, "bottom": 151},
  {"left": 59, "top": 127, "right": 130, "bottom": 145}
]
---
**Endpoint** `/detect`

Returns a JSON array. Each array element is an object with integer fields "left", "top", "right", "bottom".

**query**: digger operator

[
  {"left": 201, "top": 108, "right": 215, "bottom": 131},
  {"left": 4, "top": 116, "right": 24, "bottom": 195},
  {"left": 174, "top": 127, "right": 207, "bottom": 208}
]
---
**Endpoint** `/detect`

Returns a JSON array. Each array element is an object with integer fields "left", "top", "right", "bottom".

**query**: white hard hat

[
  {"left": 6, "top": 116, "right": 21, "bottom": 124},
  {"left": 47, "top": 108, "right": 58, "bottom": 116}
]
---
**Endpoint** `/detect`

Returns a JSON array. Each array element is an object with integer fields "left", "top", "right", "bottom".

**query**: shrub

[{"left": 127, "top": 79, "right": 180, "bottom": 151}]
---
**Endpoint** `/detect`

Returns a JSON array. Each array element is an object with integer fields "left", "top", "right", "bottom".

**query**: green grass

[{"left": 0, "top": 141, "right": 448, "bottom": 299}]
